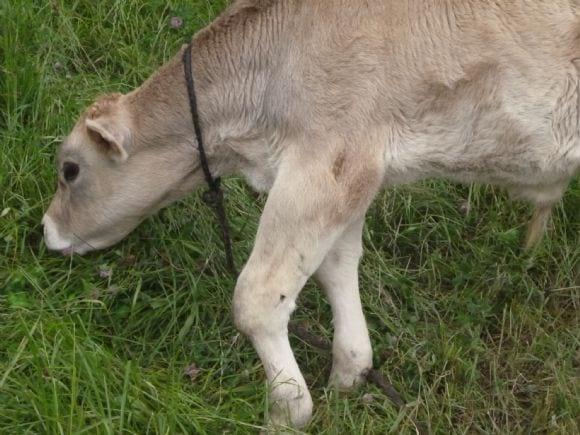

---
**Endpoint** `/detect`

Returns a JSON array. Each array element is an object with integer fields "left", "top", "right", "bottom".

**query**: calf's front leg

[
  {"left": 233, "top": 151, "right": 381, "bottom": 428},
  {"left": 315, "top": 218, "right": 373, "bottom": 390}
]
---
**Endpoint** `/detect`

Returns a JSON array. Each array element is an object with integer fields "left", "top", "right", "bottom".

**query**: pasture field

[{"left": 1, "top": 1, "right": 578, "bottom": 433}]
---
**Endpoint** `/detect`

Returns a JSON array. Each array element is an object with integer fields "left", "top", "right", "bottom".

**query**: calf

[{"left": 43, "top": 0, "right": 580, "bottom": 428}]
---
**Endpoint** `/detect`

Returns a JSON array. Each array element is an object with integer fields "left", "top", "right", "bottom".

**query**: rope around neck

[{"left": 183, "top": 42, "right": 237, "bottom": 276}]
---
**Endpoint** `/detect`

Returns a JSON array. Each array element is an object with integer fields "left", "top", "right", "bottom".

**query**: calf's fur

[{"left": 44, "top": 0, "right": 580, "bottom": 428}]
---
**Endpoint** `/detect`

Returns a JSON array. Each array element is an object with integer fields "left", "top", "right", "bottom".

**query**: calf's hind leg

[
  {"left": 525, "top": 205, "right": 552, "bottom": 249},
  {"left": 315, "top": 218, "right": 373, "bottom": 390},
  {"left": 514, "top": 183, "right": 567, "bottom": 249}
]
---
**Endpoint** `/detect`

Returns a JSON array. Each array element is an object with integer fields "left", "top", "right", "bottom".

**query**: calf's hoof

[
  {"left": 328, "top": 365, "right": 369, "bottom": 391},
  {"left": 328, "top": 350, "right": 372, "bottom": 391},
  {"left": 266, "top": 390, "right": 313, "bottom": 430}
]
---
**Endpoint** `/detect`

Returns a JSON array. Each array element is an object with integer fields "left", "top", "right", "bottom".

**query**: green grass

[{"left": 1, "top": 1, "right": 579, "bottom": 433}]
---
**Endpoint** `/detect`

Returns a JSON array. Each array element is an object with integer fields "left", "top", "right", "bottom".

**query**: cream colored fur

[{"left": 43, "top": 0, "right": 580, "bottom": 428}]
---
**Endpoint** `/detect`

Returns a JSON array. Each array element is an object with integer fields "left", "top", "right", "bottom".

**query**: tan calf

[{"left": 43, "top": 0, "right": 580, "bottom": 428}]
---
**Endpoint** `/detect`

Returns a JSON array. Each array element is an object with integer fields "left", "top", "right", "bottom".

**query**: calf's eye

[{"left": 63, "top": 161, "right": 80, "bottom": 182}]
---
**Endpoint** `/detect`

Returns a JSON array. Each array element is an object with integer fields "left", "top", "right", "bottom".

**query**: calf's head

[{"left": 43, "top": 93, "right": 196, "bottom": 255}]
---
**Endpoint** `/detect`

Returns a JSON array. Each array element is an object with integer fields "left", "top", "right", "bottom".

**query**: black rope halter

[{"left": 182, "top": 43, "right": 237, "bottom": 276}]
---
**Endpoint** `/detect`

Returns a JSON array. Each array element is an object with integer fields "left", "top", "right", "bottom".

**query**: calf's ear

[{"left": 85, "top": 94, "right": 131, "bottom": 162}]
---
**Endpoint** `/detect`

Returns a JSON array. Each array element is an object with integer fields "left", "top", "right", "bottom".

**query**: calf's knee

[{"left": 232, "top": 272, "right": 296, "bottom": 338}]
